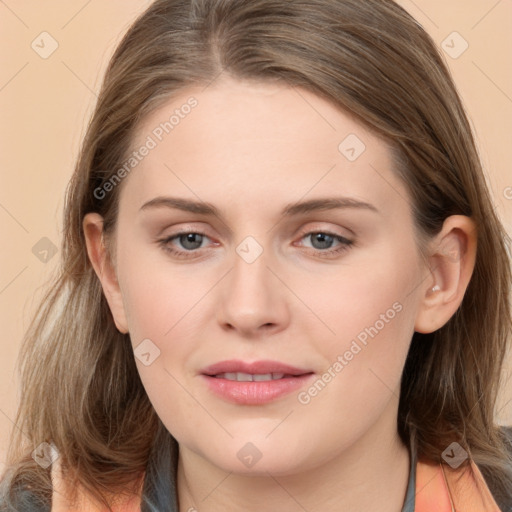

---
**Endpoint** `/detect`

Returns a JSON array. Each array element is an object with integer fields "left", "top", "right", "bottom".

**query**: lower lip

[{"left": 201, "top": 374, "right": 314, "bottom": 405}]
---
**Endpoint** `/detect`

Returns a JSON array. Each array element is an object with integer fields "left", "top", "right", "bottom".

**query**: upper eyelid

[{"left": 160, "top": 219, "right": 354, "bottom": 237}]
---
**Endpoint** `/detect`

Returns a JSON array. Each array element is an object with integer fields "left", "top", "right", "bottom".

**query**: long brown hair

[{"left": 1, "top": 0, "right": 511, "bottom": 510}]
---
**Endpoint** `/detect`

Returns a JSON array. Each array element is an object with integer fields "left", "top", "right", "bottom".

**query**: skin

[{"left": 84, "top": 76, "right": 477, "bottom": 512}]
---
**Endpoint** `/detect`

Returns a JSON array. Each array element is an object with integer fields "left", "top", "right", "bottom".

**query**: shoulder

[
  {"left": 51, "top": 459, "right": 142, "bottom": 512},
  {"left": 415, "top": 458, "right": 501, "bottom": 512}
]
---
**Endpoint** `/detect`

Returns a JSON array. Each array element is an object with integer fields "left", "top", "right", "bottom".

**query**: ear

[
  {"left": 82, "top": 213, "right": 129, "bottom": 334},
  {"left": 414, "top": 215, "right": 477, "bottom": 334}
]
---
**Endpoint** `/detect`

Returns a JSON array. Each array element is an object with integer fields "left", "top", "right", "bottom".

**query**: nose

[{"left": 216, "top": 240, "right": 290, "bottom": 338}]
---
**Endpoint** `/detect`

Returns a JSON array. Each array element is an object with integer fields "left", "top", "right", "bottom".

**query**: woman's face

[{"left": 108, "top": 77, "right": 430, "bottom": 475}]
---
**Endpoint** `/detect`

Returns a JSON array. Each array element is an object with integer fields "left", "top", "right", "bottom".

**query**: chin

[{"left": 195, "top": 437, "right": 313, "bottom": 476}]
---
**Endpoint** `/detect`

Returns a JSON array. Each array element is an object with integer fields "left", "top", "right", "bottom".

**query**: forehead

[{"left": 120, "top": 77, "right": 410, "bottom": 220}]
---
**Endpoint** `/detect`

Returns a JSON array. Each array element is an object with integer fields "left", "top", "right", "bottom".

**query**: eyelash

[{"left": 157, "top": 229, "right": 354, "bottom": 260}]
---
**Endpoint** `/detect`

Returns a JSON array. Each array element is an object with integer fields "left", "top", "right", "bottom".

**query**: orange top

[
  {"left": 50, "top": 457, "right": 501, "bottom": 511},
  {"left": 51, "top": 459, "right": 142, "bottom": 512},
  {"left": 415, "top": 459, "right": 501, "bottom": 511}
]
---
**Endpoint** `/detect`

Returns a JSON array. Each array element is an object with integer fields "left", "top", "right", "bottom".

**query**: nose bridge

[
  {"left": 230, "top": 234, "right": 274, "bottom": 304},
  {"left": 217, "top": 233, "right": 289, "bottom": 333}
]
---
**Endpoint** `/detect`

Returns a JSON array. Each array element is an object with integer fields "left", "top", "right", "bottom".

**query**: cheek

[
  {"left": 303, "top": 245, "right": 420, "bottom": 397},
  {"left": 310, "top": 247, "right": 418, "bottom": 346},
  {"left": 293, "top": 289, "right": 416, "bottom": 451},
  {"left": 119, "top": 271, "right": 205, "bottom": 439},
  {"left": 134, "top": 355, "right": 209, "bottom": 447},
  {"left": 117, "top": 241, "right": 209, "bottom": 343}
]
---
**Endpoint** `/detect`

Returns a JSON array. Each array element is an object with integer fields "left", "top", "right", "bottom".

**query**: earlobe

[
  {"left": 82, "top": 213, "right": 129, "bottom": 334},
  {"left": 414, "top": 215, "right": 477, "bottom": 334}
]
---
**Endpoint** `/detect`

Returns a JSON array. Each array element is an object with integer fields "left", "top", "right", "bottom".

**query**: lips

[
  {"left": 202, "top": 359, "right": 311, "bottom": 376},
  {"left": 200, "top": 359, "right": 314, "bottom": 405}
]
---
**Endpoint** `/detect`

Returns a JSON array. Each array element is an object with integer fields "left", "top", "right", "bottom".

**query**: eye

[
  {"left": 158, "top": 229, "right": 354, "bottom": 260},
  {"left": 158, "top": 231, "right": 213, "bottom": 259},
  {"left": 297, "top": 231, "right": 354, "bottom": 258}
]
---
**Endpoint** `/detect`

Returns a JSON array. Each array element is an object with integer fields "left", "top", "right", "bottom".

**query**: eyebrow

[{"left": 139, "top": 196, "right": 379, "bottom": 220}]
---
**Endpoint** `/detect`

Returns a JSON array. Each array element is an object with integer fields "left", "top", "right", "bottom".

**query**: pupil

[
  {"left": 181, "top": 233, "right": 202, "bottom": 250},
  {"left": 313, "top": 233, "right": 333, "bottom": 249}
]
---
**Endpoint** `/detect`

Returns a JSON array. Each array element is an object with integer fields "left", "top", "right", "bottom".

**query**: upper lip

[{"left": 201, "top": 359, "right": 312, "bottom": 376}]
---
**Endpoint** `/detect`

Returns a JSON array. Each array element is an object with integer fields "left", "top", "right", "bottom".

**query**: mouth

[
  {"left": 200, "top": 360, "right": 315, "bottom": 405},
  {"left": 212, "top": 372, "right": 295, "bottom": 381}
]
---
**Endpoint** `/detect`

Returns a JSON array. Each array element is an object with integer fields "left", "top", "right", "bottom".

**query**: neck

[{"left": 176, "top": 408, "right": 411, "bottom": 512}]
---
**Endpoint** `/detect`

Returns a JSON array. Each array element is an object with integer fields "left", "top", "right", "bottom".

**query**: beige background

[{"left": 1, "top": 1, "right": 511, "bottom": 470}]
